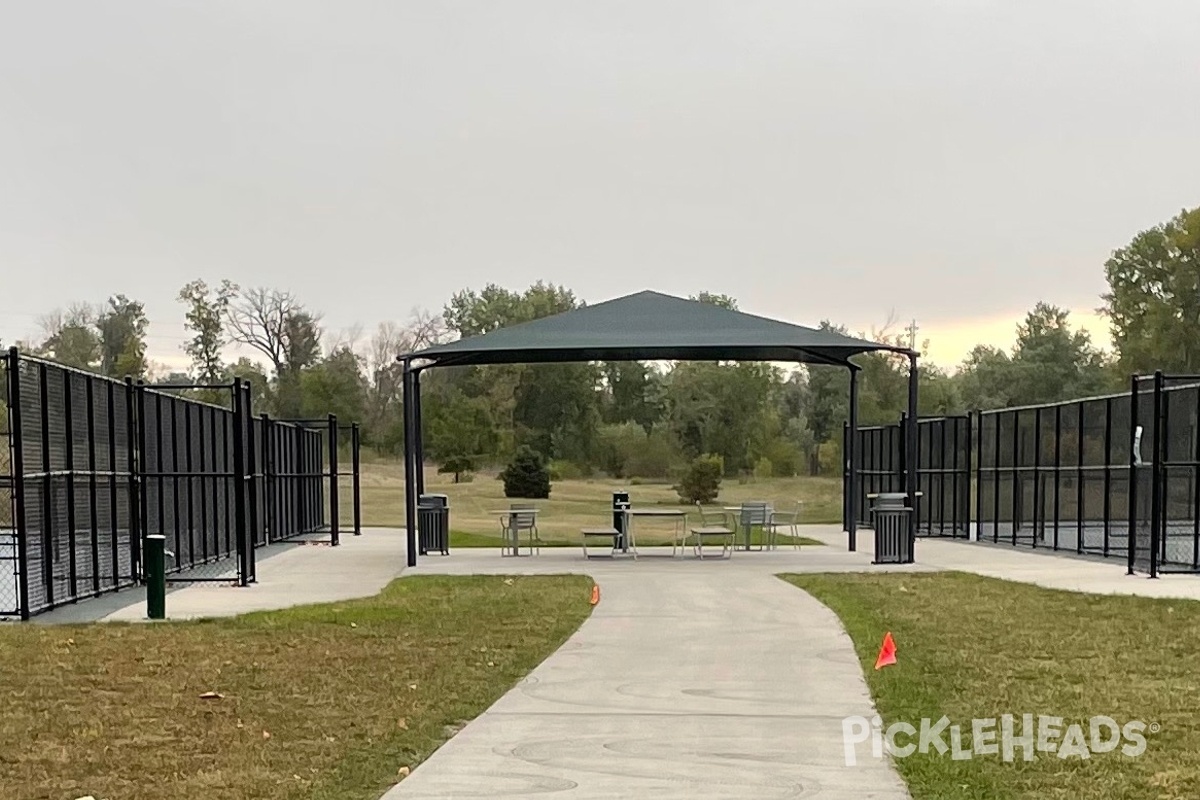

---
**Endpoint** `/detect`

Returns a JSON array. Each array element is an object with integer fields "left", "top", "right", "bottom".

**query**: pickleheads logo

[{"left": 842, "top": 714, "right": 1154, "bottom": 766}]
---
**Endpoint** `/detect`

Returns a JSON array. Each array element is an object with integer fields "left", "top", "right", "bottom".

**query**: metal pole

[
  {"left": 1103, "top": 395, "right": 1113, "bottom": 558},
  {"left": 351, "top": 423, "right": 362, "bottom": 535},
  {"left": 414, "top": 370, "right": 426, "bottom": 498},
  {"left": 402, "top": 359, "right": 418, "bottom": 567},
  {"left": 1077, "top": 399, "right": 1085, "bottom": 555},
  {"left": 1128, "top": 375, "right": 1140, "bottom": 575},
  {"left": 144, "top": 534, "right": 166, "bottom": 619},
  {"left": 85, "top": 375, "right": 100, "bottom": 594},
  {"left": 328, "top": 413, "right": 340, "bottom": 546},
  {"left": 230, "top": 379, "right": 250, "bottom": 587},
  {"left": 6, "top": 349, "right": 32, "bottom": 620},
  {"left": 126, "top": 378, "right": 142, "bottom": 578},
  {"left": 243, "top": 385, "right": 259, "bottom": 582},
  {"left": 1150, "top": 371, "right": 1164, "bottom": 578},
  {"left": 62, "top": 371, "right": 78, "bottom": 600},
  {"left": 1053, "top": 404, "right": 1062, "bottom": 550},
  {"left": 38, "top": 363, "right": 54, "bottom": 606},
  {"left": 905, "top": 352, "right": 919, "bottom": 563},
  {"left": 847, "top": 367, "right": 859, "bottom": 551},
  {"left": 1032, "top": 406, "right": 1042, "bottom": 549}
]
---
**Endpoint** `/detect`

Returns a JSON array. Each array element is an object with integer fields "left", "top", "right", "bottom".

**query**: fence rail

[
  {"left": 845, "top": 371, "right": 1200, "bottom": 577},
  {"left": 1, "top": 348, "right": 362, "bottom": 620}
]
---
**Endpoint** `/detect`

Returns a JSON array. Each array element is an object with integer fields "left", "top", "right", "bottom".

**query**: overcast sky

[{"left": 3, "top": 1, "right": 1199, "bottom": 371}]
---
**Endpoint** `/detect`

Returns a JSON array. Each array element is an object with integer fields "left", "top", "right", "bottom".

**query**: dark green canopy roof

[{"left": 406, "top": 290, "right": 910, "bottom": 368}]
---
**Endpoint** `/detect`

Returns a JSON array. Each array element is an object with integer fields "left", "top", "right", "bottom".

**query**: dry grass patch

[
  {"left": 0, "top": 574, "right": 592, "bottom": 800},
  {"left": 344, "top": 461, "right": 840, "bottom": 544},
  {"left": 784, "top": 571, "right": 1200, "bottom": 800}
]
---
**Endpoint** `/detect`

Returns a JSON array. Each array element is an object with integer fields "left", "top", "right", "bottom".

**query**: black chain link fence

[
  {"left": 849, "top": 372, "right": 1200, "bottom": 577},
  {"left": 1, "top": 348, "right": 362, "bottom": 620},
  {"left": 846, "top": 415, "right": 971, "bottom": 538}
]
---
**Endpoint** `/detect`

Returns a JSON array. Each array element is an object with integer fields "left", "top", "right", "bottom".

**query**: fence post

[
  {"left": 1128, "top": 375, "right": 1140, "bottom": 575},
  {"left": 351, "top": 423, "right": 362, "bottom": 535},
  {"left": 128, "top": 378, "right": 144, "bottom": 577},
  {"left": 230, "top": 379, "right": 250, "bottom": 587},
  {"left": 328, "top": 414, "right": 340, "bottom": 546},
  {"left": 6, "top": 348, "right": 31, "bottom": 620},
  {"left": 37, "top": 363, "right": 54, "bottom": 606},
  {"left": 243, "top": 384, "right": 259, "bottom": 582},
  {"left": 145, "top": 534, "right": 166, "bottom": 619},
  {"left": 1149, "top": 371, "right": 1164, "bottom": 578}
]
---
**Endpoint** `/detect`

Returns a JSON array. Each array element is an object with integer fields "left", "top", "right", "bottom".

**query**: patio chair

[
  {"left": 500, "top": 504, "right": 540, "bottom": 556},
  {"left": 738, "top": 501, "right": 771, "bottom": 551},
  {"left": 688, "top": 502, "right": 734, "bottom": 559},
  {"left": 766, "top": 500, "right": 804, "bottom": 550}
]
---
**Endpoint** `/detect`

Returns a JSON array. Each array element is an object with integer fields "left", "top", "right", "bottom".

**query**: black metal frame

[
  {"left": 0, "top": 348, "right": 364, "bottom": 620},
  {"left": 404, "top": 351, "right": 922, "bottom": 567}
]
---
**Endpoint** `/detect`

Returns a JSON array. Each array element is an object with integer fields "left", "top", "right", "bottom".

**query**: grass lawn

[
  {"left": 0, "top": 574, "right": 592, "bottom": 800},
  {"left": 343, "top": 460, "right": 840, "bottom": 545},
  {"left": 783, "top": 571, "right": 1200, "bottom": 800}
]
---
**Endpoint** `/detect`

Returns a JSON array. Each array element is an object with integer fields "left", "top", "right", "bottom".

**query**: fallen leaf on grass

[
  {"left": 350, "top": 622, "right": 358, "bottom": 628},
  {"left": 398, "top": 718, "right": 408, "bottom": 730},
  {"left": 199, "top": 691, "right": 224, "bottom": 700},
  {"left": 262, "top": 730, "right": 271, "bottom": 740},
  {"left": 397, "top": 766, "right": 411, "bottom": 779},
  {"left": 408, "top": 684, "right": 417, "bottom": 691},
  {"left": 503, "top": 578, "right": 514, "bottom": 586}
]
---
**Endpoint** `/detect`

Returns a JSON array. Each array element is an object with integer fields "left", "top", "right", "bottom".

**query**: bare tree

[{"left": 225, "top": 287, "right": 323, "bottom": 375}]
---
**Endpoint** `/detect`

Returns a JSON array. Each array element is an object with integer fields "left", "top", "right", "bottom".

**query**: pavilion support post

[
  {"left": 414, "top": 370, "right": 426, "bottom": 498},
  {"left": 402, "top": 359, "right": 418, "bottom": 568},
  {"left": 847, "top": 366, "right": 860, "bottom": 552},
  {"left": 905, "top": 352, "right": 920, "bottom": 563}
]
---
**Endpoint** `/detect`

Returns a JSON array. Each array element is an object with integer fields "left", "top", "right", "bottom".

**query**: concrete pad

[
  {"left": 100, "top": 528, "right": 408, "bottom": 621},
  {"left": 805, "top": 526, "right": 1200, "bottom": 601},
  {"left": 385, "top": 543, "right": 913, "bottom": 799}
]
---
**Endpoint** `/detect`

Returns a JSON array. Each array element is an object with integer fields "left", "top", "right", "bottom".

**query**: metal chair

[
  {"left": 738, "top": 501, "right": 771, "bottom": 551},
  {"left": 689, "top": 502, "right": 734, "bottom": 559},
  {"left": 500, "top": 504, "right": 540, "bottom": 556},
  {"left": 766, "top": 500, "right": 804, "bottom": 550}
]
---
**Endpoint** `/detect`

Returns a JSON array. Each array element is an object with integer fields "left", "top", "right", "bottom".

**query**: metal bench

[{"left": 580, "top": 526, "right": 623, "bottom": 559}]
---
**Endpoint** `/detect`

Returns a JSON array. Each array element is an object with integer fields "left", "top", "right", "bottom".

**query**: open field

[
  {"left": 785, "top": 571, "right": 1200, "bottom": 800},
  {"left": 0, "top": 574, "right": 592, "bottom": 800},
  {"left": 343, "top": 460, "right": 840, "bottom": 546}
]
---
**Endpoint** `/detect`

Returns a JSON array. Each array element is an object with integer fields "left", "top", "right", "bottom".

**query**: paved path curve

[{"left": 385, "top": 548, "right": 913, "bottom": 799}]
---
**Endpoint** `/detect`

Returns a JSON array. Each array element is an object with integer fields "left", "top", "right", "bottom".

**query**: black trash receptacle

[
  {"left": 418, "top": 493, "right": 450, "bottom": 555},
  {"left": 612, "top": 490, "right": 630, "bottom": 550},
  {"left": 870, "top": 492, "right": 913, "bottom": 565}
]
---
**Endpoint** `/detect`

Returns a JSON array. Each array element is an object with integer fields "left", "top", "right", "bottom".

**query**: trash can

[
  {"left": 418, "top": 493, "right": 450, "bottom": 555},
  {"left": 612, "top": 490, "right": 630, "bottom": 550},
  {"left": 870, "top": 492, "right": 913, "bottom": 565}
]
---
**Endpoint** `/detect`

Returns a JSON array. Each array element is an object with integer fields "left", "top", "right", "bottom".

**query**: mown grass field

[
  {"left": 342, "top": 460, "right": 841, "bottom": 546},
  {"left": 0, "top": 575, "right": 592, "bottom": 800},
  {"left": 785, "top": 571, "right": 1200, "bottom": 800}
]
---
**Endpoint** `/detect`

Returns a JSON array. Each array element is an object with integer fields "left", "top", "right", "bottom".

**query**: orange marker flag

[
  {"left": 874, "top": 632, "right": 897, "bottom": 670},
  {"left": 589, "top": 585, "right": 600, "bottom": 605}
]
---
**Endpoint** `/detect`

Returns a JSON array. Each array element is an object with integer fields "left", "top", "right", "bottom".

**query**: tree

[
  {"left": 225, "top": 357, "right": 273, "bottom": 415},
  {"left": 500, "top": 446, "right": 551, "bottom": 499},
  {"left": 95, "top": 294, "right": 149, "bottom": 379},
  {"left": 601, "top": 361, "right": 666, "bottom": 434},
  {"left": 956, "top": 345, "right": 1015, "bottom": 410},
  {"left": 676, "top": 454, "right": 723, "bottom": 504},
  {"left": 179, "top": 279, "right": 237, "bottom": 383},
  {"left": 690, "top": 291, "right": 738, "bottom": 310},
  {"left": 1102, "top": 206, "right": 1200, "bottom": 375},
  {"left": 37, "top": 304, "right": 100, "bottom": 369},
  {"left": 299, "top": 346, "right": 368, "bottom": 424},
  {"left": 1008, "top": 302, "right": 1109, "bottom": 405}
]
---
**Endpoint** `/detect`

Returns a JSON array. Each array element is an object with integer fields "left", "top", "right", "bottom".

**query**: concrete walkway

[
  {"left": 97, "top": 527, "right": 408, "bottom": 622},
  {"left": 385, "top": 545, "right": 919, "bottom": 799}
]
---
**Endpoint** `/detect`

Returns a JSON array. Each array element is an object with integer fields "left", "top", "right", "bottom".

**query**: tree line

[{"left": 5, "top": 205, "right": 1198, "bottom": 479}]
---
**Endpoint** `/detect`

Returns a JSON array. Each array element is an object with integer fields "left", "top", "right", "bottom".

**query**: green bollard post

[{"left": 145, "top": 534, "right": 166, "bottom": 620}]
